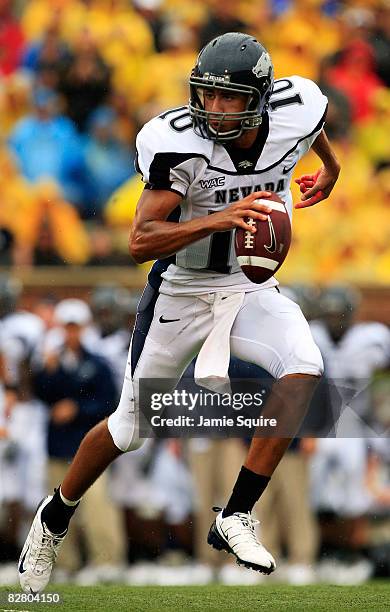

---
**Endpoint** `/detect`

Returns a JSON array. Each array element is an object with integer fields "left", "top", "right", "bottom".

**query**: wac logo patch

[{"left": 200, "top": 176, "right": 226, "bottom": 189}]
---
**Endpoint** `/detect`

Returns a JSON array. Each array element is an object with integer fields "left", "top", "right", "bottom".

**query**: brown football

[{"left": 235, "top": 192, "right": 291, "bottom": 284}]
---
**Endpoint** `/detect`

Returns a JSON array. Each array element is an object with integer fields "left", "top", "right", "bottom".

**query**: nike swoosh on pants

[{"left": 159, "top": 316, "right": 180, "bottom": 323}]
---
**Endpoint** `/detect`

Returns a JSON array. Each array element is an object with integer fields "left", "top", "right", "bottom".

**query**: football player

[
  {"left": 309, "top": 286, "right": 390, "bottom": 581},
  {"left": 0, "top": 276, "right": 47, "bottom": 564},
  {"left": 19, "top": 32, "right": 340, "bottom": 593}
]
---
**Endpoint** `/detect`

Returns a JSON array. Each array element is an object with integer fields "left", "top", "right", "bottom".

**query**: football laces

[{"left": 244, "top": 218, "right": 256, "bottom": 248}]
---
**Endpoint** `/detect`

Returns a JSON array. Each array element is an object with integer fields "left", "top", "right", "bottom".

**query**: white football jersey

[
  {"left": 0, "top": 311, "right": 45, "bottom": 385},
  {"left": 136, "top": 76, "right": 328, "bottom": 295},
  {"left": 310, "top": 320, "right": 390, "bottom": 425},
  {"left": 310, "top": 321, "right": 390, "bottom": 381}
]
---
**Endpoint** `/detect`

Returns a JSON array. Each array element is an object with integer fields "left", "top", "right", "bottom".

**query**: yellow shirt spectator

[
  {"left": 356, "top": 88, "right": 390, "bottom": 167},
  {"left": 279, "top": 138, "right": 373, "bottom": 284},
  {"left": 130, "top": 22, "right": 196, "bottom": 113},
  {"left": 0, "top": 73, "right": 33, "bottom": 137},
  {"left": 88, "top": 0, "right": 154, "bottom": 61},
  {"left": 21, "top": 0, "right": 87, "bottom": 43},
  {"left": 271, "top": 0, "right": 341, "bottom": 61},
  {"left": 0, "top": 151, "right": 90, "bottom": 265},
  {"left": 104, "top": 174, "right": 144, "bottom": 228},
  {"left": 268, "top": 22, "right": 321, "bottom": 81}
]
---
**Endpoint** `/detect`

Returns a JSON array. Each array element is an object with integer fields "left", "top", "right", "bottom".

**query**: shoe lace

[
  {"left": 234, "top": 512, "right": 260, "bottom": 543},
  {"left": 212, "top": 506, "right": 261, "bottom": 544},
  {"left": 34, "top": 527, "right": 65, "bottom": 570}
]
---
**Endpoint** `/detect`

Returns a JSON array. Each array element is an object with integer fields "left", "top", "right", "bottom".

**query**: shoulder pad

[
  {"left": 135, "top": 107, "right": 211, "bottom": 194},
  {"left": 259, "top": 77, "right": 328, "bottom": 170},
  {"left": 270, "top": 76, "right": 327, "bottom": 137}
]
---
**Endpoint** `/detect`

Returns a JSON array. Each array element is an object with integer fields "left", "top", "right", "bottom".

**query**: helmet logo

[
  {"left": 203, "top": 72, "right": 231, "bottom": 83},
  {"left": 252, "top": 52, "right": 272, "bottom": 79}
]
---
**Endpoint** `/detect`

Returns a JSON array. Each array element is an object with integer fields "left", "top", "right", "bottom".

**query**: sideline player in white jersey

[
  {"left": 309, "top": 286, "right": 390, "bottom": 516},
  {"left": 0, "top": 276, "right": 47, "bottom": 566},
  {"left": 19, "top": 32, "right": 340, "bottom": 593}
]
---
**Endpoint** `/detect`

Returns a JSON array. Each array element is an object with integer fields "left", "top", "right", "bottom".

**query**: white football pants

[{"left": 108, "top": 287, "right": 323, "bottom": 451}]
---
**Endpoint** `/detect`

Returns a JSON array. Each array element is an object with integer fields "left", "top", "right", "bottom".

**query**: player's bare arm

[
  {"left": 295, "top": 130, "right": 340, "bottom": 209},
  {"left": 129, "top": 188, "right": 273, "bottom": 263}
]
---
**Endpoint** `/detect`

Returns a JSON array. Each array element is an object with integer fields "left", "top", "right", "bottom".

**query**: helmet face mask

[
  {"left": 189, "top": 79, "right": 261, "bottom": 141},
  {"left": 189, "top": 33, "right": 274, "bottom": 143}
]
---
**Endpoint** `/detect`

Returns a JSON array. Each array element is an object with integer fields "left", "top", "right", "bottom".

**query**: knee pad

[
  {"left": 278, "top": 340, "right": 324, "bottom": 379},
  {"left": 107, "top": 378, "right": 146, "bottom": 453},
  {"left": 107, "top": 408, "right": 146, "bottom": 453}
]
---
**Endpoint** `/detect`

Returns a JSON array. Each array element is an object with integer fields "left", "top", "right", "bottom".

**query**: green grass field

[{"left": 1, "top": 582, "right": 390, "bottom": 612}]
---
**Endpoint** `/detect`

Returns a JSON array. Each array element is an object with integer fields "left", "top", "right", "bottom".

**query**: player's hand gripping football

[
  {"left": 209, "top": 191, "right": 272, "bottom": 233},
  {"left": 294, "top": 165, "right": 339, "bottom": 209}
]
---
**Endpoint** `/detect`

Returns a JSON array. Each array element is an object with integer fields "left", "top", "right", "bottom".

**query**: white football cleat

[
  {"left": 208, "top": 508, "right": 276, "bottom": 574},
  {"left": 18, "top": 496, "right": 67, "bottom": 594}
]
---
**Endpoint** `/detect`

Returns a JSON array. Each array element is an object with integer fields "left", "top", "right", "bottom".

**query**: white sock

[{"left": 59, "top": 486, "right": 82, "bottom": 507}]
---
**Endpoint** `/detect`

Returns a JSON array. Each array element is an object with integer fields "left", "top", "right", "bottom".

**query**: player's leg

[
  {"left": 231, "top": 288, "right": 322, "bottom": 472},
  {"left": 241, "top": 374, "right": 319, "bottom": 474},
  {"left": 58, "top": 284, "right": 170, "bottom": 505},
  {"left": 61, "top": 291, "right": 206, "bottom": 500},
  {"left": 19, "top": 288, "right": 210, "bottom": 593},
  {"left": 189, "top": 438, "right": 246, "bottom": 568},
  {"left": 208, "top": 288, "right": 323, "bottom": 573}
]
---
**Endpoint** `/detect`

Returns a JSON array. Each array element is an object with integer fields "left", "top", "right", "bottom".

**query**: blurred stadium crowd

[
  {"left": 1, "top": 276, "right": 390, "bottom": 586},
  {"left": 1, "top": 0, "right": 390, "bottom": 589},
  {"left": 0, "top": 0, "right": 389, "bottom": 281}
]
